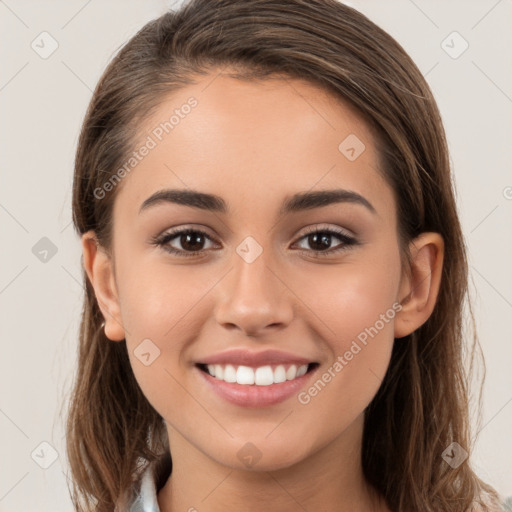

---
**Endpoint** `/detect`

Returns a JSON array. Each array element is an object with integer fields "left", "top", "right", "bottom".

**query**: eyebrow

[{"left": 138, "top": 188, "right": 377, "bottom": 216}]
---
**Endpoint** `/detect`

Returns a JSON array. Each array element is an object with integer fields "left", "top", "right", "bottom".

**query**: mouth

[
  {"left": 196, "top": 362, "right": 319, "bottom": 386},
  {"left": 194, "top": 348, "right": 321, "bottom": 407}
]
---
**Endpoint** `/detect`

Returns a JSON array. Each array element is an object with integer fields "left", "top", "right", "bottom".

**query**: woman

[{"left": 65, "top": 0, "right": 505, "bottom": 510}]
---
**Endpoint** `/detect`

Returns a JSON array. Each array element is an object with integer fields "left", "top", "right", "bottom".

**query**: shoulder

[
  {"left": 117, "top": 454, "right": 172, "bottom": 512},
  {"left": 469, "top": 491, "right": 512, "bottom": 512}
]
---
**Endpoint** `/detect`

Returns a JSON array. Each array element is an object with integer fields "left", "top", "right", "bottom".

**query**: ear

[
  {"left": 81, "top": 230, "right": 126, "bottom": 341},
  {"left": 394, "top": 232, "right": 444, "bottom": 339}
]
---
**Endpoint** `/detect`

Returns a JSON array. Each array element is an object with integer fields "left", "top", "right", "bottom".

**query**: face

[{"left": 96, "top": 71, "right": 408, "bottom": 471}]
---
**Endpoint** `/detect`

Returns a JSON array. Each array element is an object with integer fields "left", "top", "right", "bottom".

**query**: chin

[{"left": 209, "top": 437, "right": 312, "bottom": 473}]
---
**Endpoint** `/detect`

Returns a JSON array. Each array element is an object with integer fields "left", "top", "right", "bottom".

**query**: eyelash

[{"left": 151, "top": 225, "right": 359, "bottom": 259}]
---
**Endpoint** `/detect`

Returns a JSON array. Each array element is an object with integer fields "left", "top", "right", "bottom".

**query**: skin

[{"left": 82, "top": 70, "right": 444, "bottom": 512}]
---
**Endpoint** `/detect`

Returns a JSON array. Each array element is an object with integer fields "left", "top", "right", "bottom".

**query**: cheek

[
  {"left": 115, "top": 259, "right": 222, "bottom": 405},
  {"left": 303, "top": 253, "right": 400, "bottom": 345},
  {"left": 296, "top": 254, "right": 400, "bottom": 418},
  {"left": 116, "top": 258, "right": 200, "bottom": 337}
]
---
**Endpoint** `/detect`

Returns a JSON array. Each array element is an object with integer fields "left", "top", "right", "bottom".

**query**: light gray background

[{"left": 1, "top": 0, "right": 511, "bottom": 509}]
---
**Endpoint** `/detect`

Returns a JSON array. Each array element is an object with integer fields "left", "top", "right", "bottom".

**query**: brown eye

[
  {"left": 294, "top": 227, "right": 358, "bottom": 257},
  {"left": 153, "top": 228, "right": 217, "bottom": 257}
]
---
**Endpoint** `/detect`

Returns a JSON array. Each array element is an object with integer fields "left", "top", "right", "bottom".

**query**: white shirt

[{"left": 121, "top": 457, "right": 170, "bottom": 512}]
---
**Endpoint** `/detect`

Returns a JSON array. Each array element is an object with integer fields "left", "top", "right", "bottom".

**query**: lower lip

[{"left": 196, "top": 365, "right": 318, "bottom": 408}]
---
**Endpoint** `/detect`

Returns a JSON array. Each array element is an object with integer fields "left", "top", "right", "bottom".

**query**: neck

[{"left": 157, "top": 414, "right": 389, "bottom": 512}]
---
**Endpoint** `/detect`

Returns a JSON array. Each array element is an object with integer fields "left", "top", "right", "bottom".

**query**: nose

[{"left": 214, "top": 248, "right": 294, "bottom": 338}]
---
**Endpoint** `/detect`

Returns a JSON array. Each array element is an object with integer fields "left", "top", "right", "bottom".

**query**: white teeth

[
  {"left": 296, "top": 364, "right": 307, "bottom": 377},
  {"left": 254, "top": 365, "right": 274, "bottom": 386},
  {"left": 274, "top": 365, "right": 287, "bottom": 383},
  {"left": 203, "top": 363, "right": 310, "bottom": 385},
  {"left": 224, "top": 364, "right": 237, "bottom": 383},
  {"left": 214, "top": 364, "right": 224, "bottom": 380},
  {"left": 286, "top": 364, "right": 297, "bottom": 380},
  {"left": 236, "top": 365, "right": 255, "bottom": 385}
]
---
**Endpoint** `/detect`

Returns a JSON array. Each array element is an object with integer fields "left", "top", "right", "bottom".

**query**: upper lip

[{"left": 197, "top": 349, "right": 316, "bottom": 368}]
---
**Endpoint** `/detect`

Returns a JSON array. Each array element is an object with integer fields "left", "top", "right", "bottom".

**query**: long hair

[{"left": 65, "top": 1, "right": 499, "bottom": 510}]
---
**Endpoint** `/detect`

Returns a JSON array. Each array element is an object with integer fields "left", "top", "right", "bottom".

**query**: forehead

[{"left": 114, "top": 72, "right": 393, "bottom": 221}]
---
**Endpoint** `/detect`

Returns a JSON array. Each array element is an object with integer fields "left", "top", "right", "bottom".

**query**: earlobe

[
  {"left": 394, "top": 232, "right": 444, "bottom": 339},
  {"left": 81, "top": 231, "right": 126, "bottom": 341}
]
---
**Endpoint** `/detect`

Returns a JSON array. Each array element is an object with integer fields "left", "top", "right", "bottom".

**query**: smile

[
  {"left": 196, "top": 362, "right": 319, "bottom": 408},
  {"left": 199, "top": 363, "right": 315, "bottom": 385}
]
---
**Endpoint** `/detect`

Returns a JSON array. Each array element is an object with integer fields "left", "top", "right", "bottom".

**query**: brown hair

[{"left": 65, "top": 0, "right": 499, "bottom": 510}]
